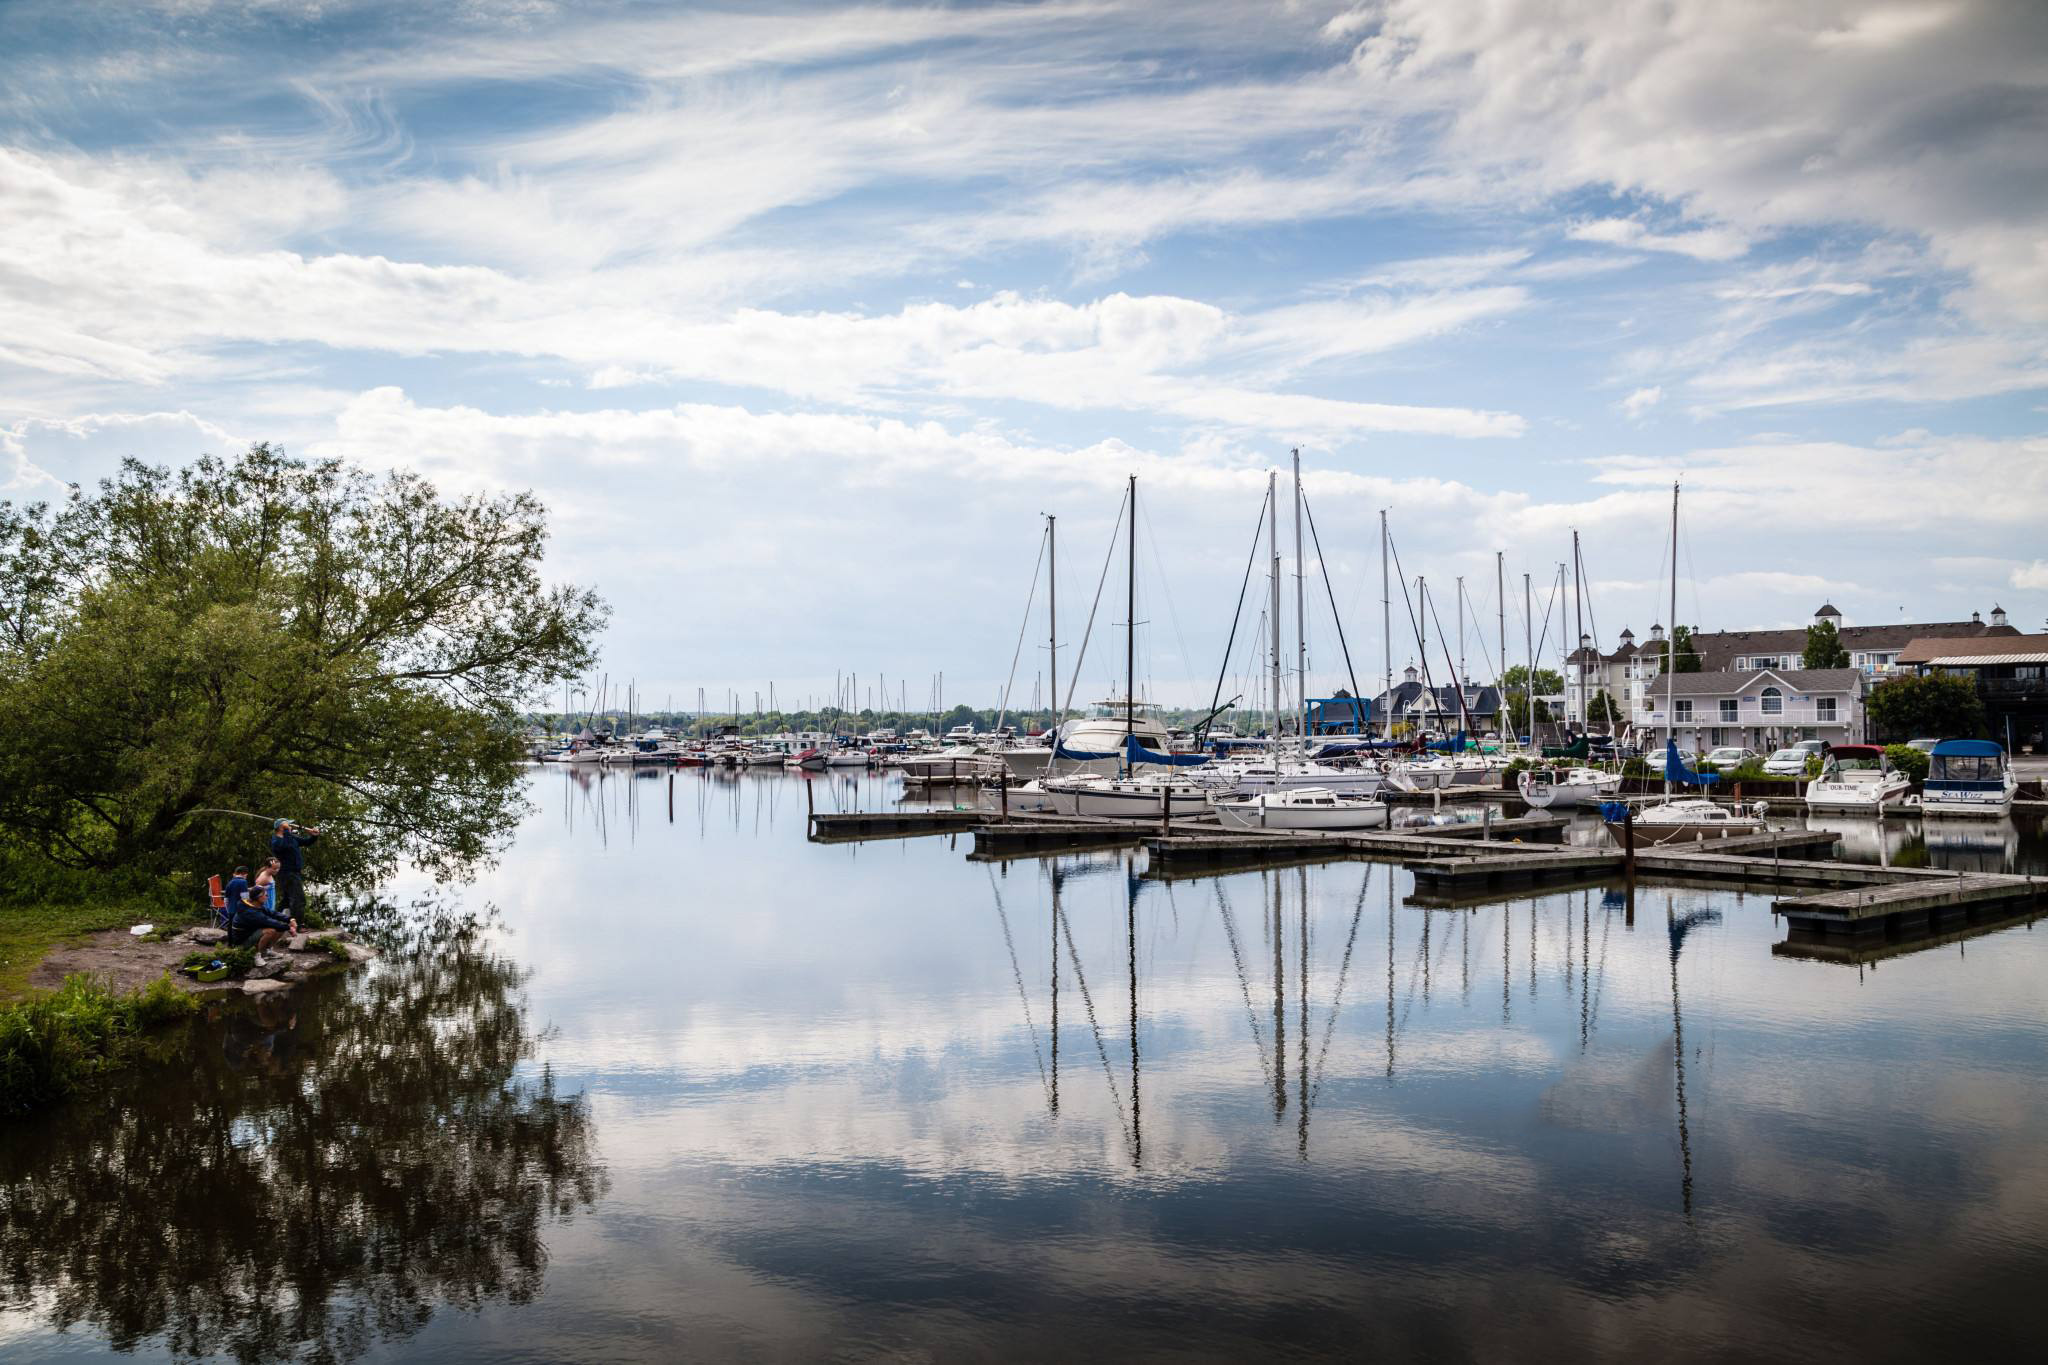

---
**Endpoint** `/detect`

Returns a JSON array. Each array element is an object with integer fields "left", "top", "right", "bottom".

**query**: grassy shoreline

[{"left": 0, "top": 897, "right": 197, "bottom": 1003}]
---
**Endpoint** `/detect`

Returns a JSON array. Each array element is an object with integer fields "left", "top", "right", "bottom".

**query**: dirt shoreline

[{"left": 27, "top": 924, "right": 373, "bottom": 997}]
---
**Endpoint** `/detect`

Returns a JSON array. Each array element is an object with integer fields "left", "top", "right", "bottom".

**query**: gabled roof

[
  {"left": 1896, "top": 633, "right": 2048, "bottom": 666},
  {"left": 1625, "top": 618, "right": 2018, "bottom": 669},
  {"left": 1656, "top": 667, "right": 1863, "bottom": 697}
]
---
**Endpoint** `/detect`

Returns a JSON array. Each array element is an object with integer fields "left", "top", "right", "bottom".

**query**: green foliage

[
  {"left": 0, "top": 445, "right": 605, "bottom": 892},
  {"left": 1587, "top": 689, "right": 1621, "bottom": 724},
  {"left": 1803, "top": 619, "right": 1851, "bottom": 669},
  {"left": 1641, "top": 628, "right": 1704, "bottom": 674},
  {"left": 0, "top": 973, "right": 197, "bottom": 1116},
  {"left": 307, "top": 935, "right": 351, "bottom": 960},
  {"left": 1884, "top": 743, "right": 1931, "bottom": 783},
  {"left": 1498, "top": 665, "right": 1561, "bottom": 732},
  {"left": 1866, "top": 674, "right": 1986, "bottom": 743},
  {"left": 181, "top": 946, "right": 256, "bottom": 977},
  {"left": 1622, "top": 757, "right": 1655, "bottom": 779}
]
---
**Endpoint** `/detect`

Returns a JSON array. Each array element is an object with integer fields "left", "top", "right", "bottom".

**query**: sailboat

[
  {"left": 1212, "top": 453, "right": 1387, "bottom": 803},
  {"left": 1039, "top": 475, "right": 1215, "bottom": 820},
  {"left": 1607, "top": 483, "right": 1765, "bottom": 842}
]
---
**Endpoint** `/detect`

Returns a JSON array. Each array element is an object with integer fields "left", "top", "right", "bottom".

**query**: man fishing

[{"left": 269, "top": 819, "right": 322, "bottom": 922}]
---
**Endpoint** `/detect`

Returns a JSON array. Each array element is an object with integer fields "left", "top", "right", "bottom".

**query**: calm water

[{"left": 4, "top": 768, "right": 2045, "bottom": 1362}]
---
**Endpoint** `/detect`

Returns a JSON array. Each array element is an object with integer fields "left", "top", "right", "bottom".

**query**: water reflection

[
  {"left": 7, "top": 770, "right": 2045, "bottom": 1361},
  {"left": 0, "top": 915, "right": 604, "bottom": 1363}
]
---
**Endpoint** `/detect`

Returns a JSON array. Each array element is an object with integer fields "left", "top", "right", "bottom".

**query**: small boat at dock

[{"left": 1212, "top": 787, "right": 1389, "bottom": 831}]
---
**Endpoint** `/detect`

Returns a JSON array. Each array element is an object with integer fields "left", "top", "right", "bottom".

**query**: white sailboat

[
  {"left": 1213, "top": 787, "right": 1389, "bottom": 831},
  {"left": 1607, "top": 482, "right": 1765, "bottom": 842}
]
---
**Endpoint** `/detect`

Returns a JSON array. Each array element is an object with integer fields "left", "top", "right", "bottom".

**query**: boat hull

[{"left": 1213, "top": 798, "right": 1388, "bottom": 831}]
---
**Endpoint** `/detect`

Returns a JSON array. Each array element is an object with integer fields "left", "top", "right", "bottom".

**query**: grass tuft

[{"left": 0, "top": 973, "right": 199, "bottom": 1118}]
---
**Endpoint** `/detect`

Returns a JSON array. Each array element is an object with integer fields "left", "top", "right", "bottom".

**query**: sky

[{"left": 2, "top": 0, "right": 2045, "bottom": 716}]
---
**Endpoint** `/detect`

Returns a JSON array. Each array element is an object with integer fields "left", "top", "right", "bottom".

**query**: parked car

[
  {"left": 1762, "top": 747, "right": 1808, "bottom": 776},
  {"left": 1792, "top": 739, "right": 1830, "bottom": 758},
  {"left": 1702, "top": 746, "right": 1759, "bottom": 770}
]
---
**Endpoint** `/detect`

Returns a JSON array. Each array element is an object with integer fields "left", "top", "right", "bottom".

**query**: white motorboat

[
  {"left": 1803, "top": 744, "right": 1910, "bottom": 814},
  {"left": 1610, "top": 795, "right": 1768, "bottom": 844},
  {"left": 784, "top": 747, "right": 828, "bottom": 771},
  {"left": 1213, "top": 787, "right": 1389, "bottom": 831},
  {"left": 824, "top": 747, "right": 870, "bottom": 767},
  {"left": 1518, "top": 765, "right": 1623, "bottom": 810},
  {"left": 1917, "top": 739, "right": 2017, "bottom": 818}
]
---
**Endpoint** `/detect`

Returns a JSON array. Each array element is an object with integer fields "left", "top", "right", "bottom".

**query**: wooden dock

[
  {"left": 809, "top": 808, "right": 986, "bottom": 841},
  {"left": 1773, "top": 872, "right": 2047, "bottom": 939},
  {"left": 1773, "top": 903, "right": 2043, "bottom": 965}
]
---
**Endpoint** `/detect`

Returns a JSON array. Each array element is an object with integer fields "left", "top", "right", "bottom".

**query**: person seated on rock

[{"left": 227, "top": 865, "right": 296, "bottom": 959}]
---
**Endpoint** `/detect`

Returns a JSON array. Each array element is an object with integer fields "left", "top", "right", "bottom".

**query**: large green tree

[
  {"left": 1499, "top": 665, "right": 1562, "bottom": 732},
  {"left": 0, "top": 446, "right": 603, "bottom": 891},
  {"left": 1641, "top": 627, "right": 1704, "bottom": 675},
  {"left": 1803, "top": 619, "right": 1851, "bottom": 669},
  {"left": 1865, "top": 672, "right": 1986, "bottom": 742}
]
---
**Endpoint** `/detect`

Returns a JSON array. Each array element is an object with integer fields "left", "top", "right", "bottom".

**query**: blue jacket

[
  {"left": 231, "top": 888, "right": 288, "bottom": 933},
  {"left": 270, "top": 828, "right": 318, "bottom": 874}
]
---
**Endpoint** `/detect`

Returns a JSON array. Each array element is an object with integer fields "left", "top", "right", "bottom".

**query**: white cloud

[
  {"left": 1619, "top": 386, "right": 1663, "bottom": 419},
  {"left": 1568, "top": 217, "right": 1749, "bottom": 263},
  {"left": 2012, "top": 561, "right": 2048, "bottom": 592}
]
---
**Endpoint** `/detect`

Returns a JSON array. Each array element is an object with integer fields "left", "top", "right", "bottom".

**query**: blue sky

[{"left": 3, "top": 0, "right": 2045, "bottom": 713}]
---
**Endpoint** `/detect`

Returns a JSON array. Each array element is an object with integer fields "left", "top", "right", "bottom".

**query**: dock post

[
  {"left": 668, "top": 772, "right": 674, "bottom": 823},
  {"left": 805, "top": 775, "right": 814, "bottom": 832},
  {"left": 1622, "top": 807, "right": 1636, "bottom": 883},
  {"left": 1161, "top": 784, "right": 1171, "bottom": 839},
  {"left": 1483, "top": 805, "right": 1493, "bottom": 841},
  {"left": 999, "top": 769, "right": 1009, "bottom": 823}
]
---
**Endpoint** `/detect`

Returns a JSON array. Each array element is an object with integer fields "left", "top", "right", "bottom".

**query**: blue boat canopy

[
  {"left": 1665, "top": 739, "right": 1719, "bottom": 788},
  {"left": 1125, "top": 734, "right": 1209, "bottom": 767},
  {"left": 1929, "top": 738, "right": 2003, "bottom": 756}
]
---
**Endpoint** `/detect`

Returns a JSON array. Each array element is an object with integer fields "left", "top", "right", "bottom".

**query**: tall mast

[
  {"left": 1125, "top": 474, "right": 1136, "bottom": 740},
  {"left": 1268, "top": 470, "right": 1282, "bottom": 743},
  {"left": 1292, "top": 448, "right": 1307, "bottom": 754},
  {"left": 1457, "top": 576, "right": 1466, "bottom": 686},
  {"left": 1496, "top": 550, "right": 1506, "bottom": 737},
  {"left": 1381, "top": 509, "right": 1391, "bottom": 739},
  {"left": 1418, "top": 577, "right": 1428, "bottom": 728},
  {"left": 1524, "top": 572, "right": 1534, "bottom": 744},
  {"left": 1667, "top": 480, "right": 1680, "bottom": 789},
  {"left": 1047, "top": 514, "right": 1058, "bottom": 731},
  {"left": 1572, "top": 529, "right": 1585, "bottom": 733}
]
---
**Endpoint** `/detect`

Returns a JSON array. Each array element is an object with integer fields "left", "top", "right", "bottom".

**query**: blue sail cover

[
  {"left": 1664, "top": 739, "right": 1719, "bottom": 787},
  {"left": 1053, "top": 739, "right": 1122, "bottom": 761},
  {"left": 1125, "top": 734, "right": 1210, "bottom": 767},
  {"left": 1426, "top": 732, "right": 1469, "bottom": 754}
]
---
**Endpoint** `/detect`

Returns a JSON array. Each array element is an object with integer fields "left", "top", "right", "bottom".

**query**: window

[
  {"left": 1720, "top": 700, "right": 1737, "bottom": 722},
  {"left": 1760, "top": 687, "right": 1783, "bottom": 716},
  {"left": 1816, "top": 697, "right": 1837, "bottom": 722},
  {"left": 1675, "top": 700, "right": 1693, "bottom": 722}
]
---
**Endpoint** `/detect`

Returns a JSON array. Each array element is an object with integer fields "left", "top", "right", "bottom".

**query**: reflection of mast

[
  {"left": 1056, "top": 898, "right": 1131, "bottom": 1154},
  {"left": 1215, "top": 883, "right": 1273, "bottom": 1087},
  {"left": 1666, "top": 894, "right": 1720, "bottom": 1218},
  {"left": 987, "top": 867, "right": 1049, "bottom": 1110},
  {"left": 1127, "top": 868, "right": 1141, "bottom": 1167},
  {"left": 1050, "top": 866, "right": 1060, "bottom": 1117},
  {"left": 1385, "top": 868, "right": 1396, "bottom": 1077},
  {"left": 1297, "top": 867, "right": 1309, "bottom": 1160},
  {"left": 1273, "top": 871, "right": 1287, "bottom": 1121}
]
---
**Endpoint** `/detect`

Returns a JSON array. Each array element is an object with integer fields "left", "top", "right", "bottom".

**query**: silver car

[
  {"left": 1762, "top": 747, "right": 1807, "bottom": 776},
  {"left": 1702, "top": 746, "right": 1758, "bottom": 770}
]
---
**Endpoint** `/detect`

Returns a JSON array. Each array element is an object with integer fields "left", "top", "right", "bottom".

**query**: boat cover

[
  {"left": 1124, "top": 735, "right": 1210, "bottom": 767},
  {"left": 1664, "top": 739, "right": 1720, "bottom": 787}
]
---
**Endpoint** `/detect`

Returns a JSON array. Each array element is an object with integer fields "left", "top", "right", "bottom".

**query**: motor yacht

[{"left": 1803, "top": 745, "right": 1910, "bottom": 814}]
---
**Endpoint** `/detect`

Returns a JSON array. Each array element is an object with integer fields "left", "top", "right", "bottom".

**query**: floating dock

[{"left": 1773, "top": 872, "right": 2047, "bottom": 939}]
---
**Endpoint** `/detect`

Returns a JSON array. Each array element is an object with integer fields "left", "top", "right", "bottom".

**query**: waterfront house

[{"left": 1631, "top": 667, "right": 1866, "bottom": 752}]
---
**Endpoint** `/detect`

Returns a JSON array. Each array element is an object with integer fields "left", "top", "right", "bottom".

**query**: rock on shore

[{"left": 24, "top": 923, "right": 375, "bottom": 998}]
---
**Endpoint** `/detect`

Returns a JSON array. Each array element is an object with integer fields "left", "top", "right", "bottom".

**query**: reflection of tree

[{"left": 0, "top": 919, "right": 604, "bottom": 1364}]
